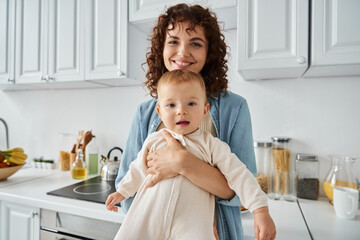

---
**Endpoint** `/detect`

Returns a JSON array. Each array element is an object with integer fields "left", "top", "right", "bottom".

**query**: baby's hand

[
  {"left": 105, "top": 192, "right": 125, "bottom": 212},
  {"left": 253, "top": 207, "right": 276, "bottom": 240}
]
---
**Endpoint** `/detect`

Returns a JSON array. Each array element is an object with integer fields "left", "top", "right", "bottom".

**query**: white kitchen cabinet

[
  {"left": 0, "top": 0, "right": 132, "bottom": 91},
  {"left": 13, "top": 0, "right": 46, "bottom": 85},
  {"left": 0, "top": 0, "right": 15, "bottom": 85},
  {"left": 237, "top": 0, "right": 309, "bottom": 80},
  {"left": 0, "top": 201, "right": 40, "bottom": 240},
  {"left": 237, "top": 0, "right": 360, "bottom": 80},
  {"left": 84, "top": 0, "right": 129, "bottom": 86},
  {"left": 303, "top": 0, "right": 360, "bottom": 77},
  {"left": 129, "top": 0, "right": 237, "bottom": 33},
  {"left": 47, "top": 0, "right": 85, "bottom": 83}
]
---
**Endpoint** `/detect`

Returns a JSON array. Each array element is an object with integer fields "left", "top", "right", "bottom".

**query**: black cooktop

[{"left": 47, "top": 176, "right": 117, "bottom": 205}]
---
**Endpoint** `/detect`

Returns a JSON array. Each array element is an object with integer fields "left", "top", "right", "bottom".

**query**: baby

[{"left": 106, "top": 69, "right": 275, "bottom": 240}]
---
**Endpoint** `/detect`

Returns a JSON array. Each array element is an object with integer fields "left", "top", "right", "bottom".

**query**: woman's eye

[
  {"left": 191, "top": 42, "right": 202, "bottom": 47},
  {"left": 167, "top": 40, "right": 178, "bottom": 45}
]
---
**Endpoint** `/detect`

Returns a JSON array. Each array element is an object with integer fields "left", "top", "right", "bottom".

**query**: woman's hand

[
  {"left": 146, "top": 130, "right": 235, "bottom": 199},
  {"left": 146, "top": 130, "right": 185, "bottom": 187}
]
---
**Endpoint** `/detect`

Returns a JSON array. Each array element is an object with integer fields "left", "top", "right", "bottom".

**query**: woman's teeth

[{"left": 174, "top": 61, "right": 191, "bottom": 66}]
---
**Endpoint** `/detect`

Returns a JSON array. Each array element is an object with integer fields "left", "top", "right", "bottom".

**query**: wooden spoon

[
  {"left": 75, "top": 130, "right": 84, "bottom": 154},
  {"left": 82, "top": 131, "right": 94, "bottom": 153}
]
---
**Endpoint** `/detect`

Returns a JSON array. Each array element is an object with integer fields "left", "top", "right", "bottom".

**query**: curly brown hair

[{"left": 144, "top": 3, "right": 229, "bottom": 98}]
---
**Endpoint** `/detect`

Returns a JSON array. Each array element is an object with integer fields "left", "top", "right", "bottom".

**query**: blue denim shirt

[{"left": 115, "top": 91, "right": 256, "bottom": 240}]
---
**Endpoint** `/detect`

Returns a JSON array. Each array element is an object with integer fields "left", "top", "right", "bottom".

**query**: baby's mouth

[{"left": 176, "top": 121, "right": 190, "bottom": 126}]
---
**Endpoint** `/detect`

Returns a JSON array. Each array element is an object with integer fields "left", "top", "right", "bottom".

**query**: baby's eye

[
  {"left": 188, "top": 102, "right": 197, "bottom": 106},
  {"left": 166, "top": 103, "right": 175, "bottom": 108}
]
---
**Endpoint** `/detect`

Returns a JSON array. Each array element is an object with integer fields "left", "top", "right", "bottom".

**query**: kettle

[{"left": 100, "top": 147, "right": 123, "bottom": 181}]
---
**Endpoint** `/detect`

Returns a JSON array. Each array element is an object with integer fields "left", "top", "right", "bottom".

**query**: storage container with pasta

[{"left": 269, "top": 137, "right": 296, "bottom": 201}]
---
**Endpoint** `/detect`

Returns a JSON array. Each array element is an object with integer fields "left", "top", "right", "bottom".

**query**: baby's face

[{"left": 156, "top": 80, "right": 209, "bottom": 135}]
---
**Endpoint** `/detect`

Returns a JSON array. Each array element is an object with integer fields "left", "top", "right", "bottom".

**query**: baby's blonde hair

[{"left": 157, "top": 70, "right": 207, "bottom": 101}]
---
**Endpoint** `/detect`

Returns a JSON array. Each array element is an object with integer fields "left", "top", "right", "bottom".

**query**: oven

[{"left": 40, "top": 209, "right": 120, "bottom": 240}]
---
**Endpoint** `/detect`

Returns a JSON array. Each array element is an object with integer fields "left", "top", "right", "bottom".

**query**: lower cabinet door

[{"left": 0, "top": 201, "right": 40, "bottom": 240}]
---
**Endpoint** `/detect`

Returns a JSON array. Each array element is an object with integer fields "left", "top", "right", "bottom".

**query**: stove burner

[
  {"left": 73, "top": 183, "right": 111, "bottom": 195},
  {"left": 47, "top": 176, "right": 117, "bottom": 204}
]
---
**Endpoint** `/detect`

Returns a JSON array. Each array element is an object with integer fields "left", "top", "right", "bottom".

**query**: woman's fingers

[
  {"left": 146, "top": 175, "right": 161, "bottom": 188},
  {"left": 161, "top": 130, "right": 174, "bottom": 143}
]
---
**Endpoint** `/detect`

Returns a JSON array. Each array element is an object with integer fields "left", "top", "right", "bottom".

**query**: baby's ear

[
  {"left": 156, "top": 105, "right": 161, "bottom": 117},
  {"left": 204, "top": 103, "right": 210, "bottom": 116}
]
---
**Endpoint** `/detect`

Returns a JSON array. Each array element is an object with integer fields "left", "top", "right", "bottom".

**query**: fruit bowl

[{"left": 0, "top": 164, "right": 25, "bottom": 181}]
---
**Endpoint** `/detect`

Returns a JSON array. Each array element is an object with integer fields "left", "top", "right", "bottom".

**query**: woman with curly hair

[{"left": 114, "top": 3, "right": 275, "bottom": 240}]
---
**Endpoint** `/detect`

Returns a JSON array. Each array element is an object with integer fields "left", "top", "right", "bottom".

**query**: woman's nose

[{"left": 178, "top": 44, "right": 190, "bottom": 57}]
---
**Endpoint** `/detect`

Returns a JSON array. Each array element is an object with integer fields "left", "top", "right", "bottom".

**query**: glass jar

[
  {"left": 254, "top": 141, "right": 272, "bottom": 194},
  {"left": 323, "top": 154, "right": 359, "bottom": 203},
  {"left": 296, "top": 153, "right": 319, "bottom": 200},
  {"left": 58, "top": 132, "right": 75, "bottom": 171},
  {"left": 270, "top": 137, "right": 296, "bottom": 201}
]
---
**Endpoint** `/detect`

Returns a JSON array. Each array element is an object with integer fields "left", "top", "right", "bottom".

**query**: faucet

[{"left": 0, "top": 118, "right": 9, "bottom": 149}]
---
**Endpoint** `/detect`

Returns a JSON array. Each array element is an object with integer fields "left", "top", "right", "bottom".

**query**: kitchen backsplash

[{"left": 1, "top": 25, "right": 359, "bottom": 195}]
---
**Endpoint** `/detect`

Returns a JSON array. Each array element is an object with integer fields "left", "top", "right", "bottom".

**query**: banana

[
  {"left": 0, "top": 148, "right": 27, "bottom": 166},
  {"left": 6, "top": 156, "right": 27, "bottom": 165}
]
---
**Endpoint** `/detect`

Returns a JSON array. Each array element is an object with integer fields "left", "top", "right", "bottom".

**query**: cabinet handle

[
  {"left": 8, "top": 79, "right": 15, "bottom": 84},
  {"left": 48, "top": 76, "right": 55, "bottom": 81},
  {"left": 41, "top": 76, "right": 48, "bottom": 82},
  {"left": 118, "top": 71, "right": 125, "bottom": 76},
  {"left": 32, "top": 212, "right": 38, "bottom": 218},
  {"left": 297, "top": 56, "right": 306, "bottom": 64}
]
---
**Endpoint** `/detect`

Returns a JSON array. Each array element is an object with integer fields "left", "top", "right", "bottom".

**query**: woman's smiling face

[{"left": 163, "top": 22, "right": 208, "bottom": 73}]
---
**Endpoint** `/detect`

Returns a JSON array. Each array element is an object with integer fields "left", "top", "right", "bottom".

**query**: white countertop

[
  {"left": 298, "top": 197, "right": 360, "bottom": 240},
  {"left": 0, "top": 166, "right": 55, "bottom": 188},
  {"left": 0, "top": 168, "right": 125, "bottom": 224},
  {"left": 1, "top": 168, "right": 359, "bottom": 239},
  {"left": 242, "top": 199, "right": 311, "bottom": 240}
]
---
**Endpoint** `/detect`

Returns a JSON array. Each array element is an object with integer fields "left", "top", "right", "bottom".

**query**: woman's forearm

[{"left": 179, "top": 150, "right": 235, "bottom": 200}]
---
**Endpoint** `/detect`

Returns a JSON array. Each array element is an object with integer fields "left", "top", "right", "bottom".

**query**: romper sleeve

[
  {"left": 210, "top": 137, "right": 267, "bottom": 213},
  {"left": 117, "top": 139, "right": 151, "bottom": 198}
]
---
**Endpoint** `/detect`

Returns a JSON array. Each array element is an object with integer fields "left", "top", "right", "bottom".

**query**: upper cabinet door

[
  {"left": 304, "top": 0, "right": 360, "bottom": 77},
  {"left": 237, "top": 0, "right": 309, "bottom": 80},
  {"left": 85, "top": 0, "right": 127, "bottom": 81},
  {"left": 47, "top": 0, "right": 84, "bottom": 82},
  {"left": 15, "top": 0, "right": 47, "bottom": 84},
  {"left": 129, "top": 0, "right": 237, "bottom": 32},
  {"left": 0, "top": 0, "right": 15, "bottom": 85}
]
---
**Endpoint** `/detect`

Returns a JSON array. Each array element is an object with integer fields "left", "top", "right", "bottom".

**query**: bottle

[
  {"left": 85, "top": 136, "right": 99, "bottom": 175},
  {"left": 296, "top": 153, "right": 320, "bottom": 200},
  {"left": 254, "top": 141, "right": 272, "bottom": 194},
  {"left": 72, "top": 148, "right": 86, "bottom": 179}
]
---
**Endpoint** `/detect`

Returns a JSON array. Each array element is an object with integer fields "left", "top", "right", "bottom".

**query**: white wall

[{"left": 1, "top": 26, "right": 359, "bottom": 192}]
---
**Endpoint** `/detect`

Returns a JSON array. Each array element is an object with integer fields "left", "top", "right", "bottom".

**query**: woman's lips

[
  {"left": 172, "top": 60, "right": 193, "bottom": 69},
  {"left": 176, "top": 121, "right": 190, "bottom": 127}
]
